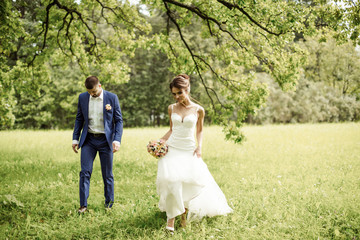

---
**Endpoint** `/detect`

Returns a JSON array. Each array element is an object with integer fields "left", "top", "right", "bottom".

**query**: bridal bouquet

[{"left": 147, "top": 140, "right": 168, "bottom": 159}]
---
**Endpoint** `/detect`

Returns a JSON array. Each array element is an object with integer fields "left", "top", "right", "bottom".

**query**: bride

[{"left": 157, "top": 74, "right": 233, "bottom": 233}]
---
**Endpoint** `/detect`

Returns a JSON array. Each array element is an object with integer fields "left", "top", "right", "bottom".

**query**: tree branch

[
  {"left": 216, "top": 0, "right": 284, "bottom": 36},
  {"left": 163, "top": 0, "right": 283, "bottom": 37},
  {"left": 30, "top": 0, "right": 101, "bottom": 66},
  {"left": 164, "top": 1, "right": 226, "bottom": 110},
  {"left": 193, "top": 54, "right": 242, "bottom": 92},
  {"left": 28, "top": 0, "right": 57, "bottom": 66},
  {"left": 163, "top": 0, "right": 246, "bottom": 50},
  {"left": 57, "top": 12, "right": 70, "bottom": 57},
  {"left": 95, "top": 0, "right": 145, "bottom": 33},
  {"left": 165, "top": 0, "right": 276, "bottom": 77},
  {"left": 66, "top": 13, "right": 75, "bottom": 56},
  {"left": 166, "top": 16, "right": 178, "bottom": 58}
]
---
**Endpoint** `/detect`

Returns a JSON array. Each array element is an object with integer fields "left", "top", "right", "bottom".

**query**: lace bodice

[{"left": 166, "top": 107, "right": 198, "bottom": 151}]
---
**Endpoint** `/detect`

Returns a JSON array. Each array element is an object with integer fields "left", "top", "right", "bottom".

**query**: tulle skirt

[{"left": 156, "top": 147, "right": 233, "bottom": 220}]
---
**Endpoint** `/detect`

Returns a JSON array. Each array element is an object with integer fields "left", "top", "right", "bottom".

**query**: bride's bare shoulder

[
  {"left": 168, "top": 103, "right": 176, "bottom": 111},
  {"left": 194, "top": 104, "right": 205, "bottom": 114}
]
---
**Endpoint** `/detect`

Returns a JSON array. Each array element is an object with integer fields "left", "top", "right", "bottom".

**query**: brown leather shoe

[{"left": 78, "top": 206, "right": 87, "bottom": 214}]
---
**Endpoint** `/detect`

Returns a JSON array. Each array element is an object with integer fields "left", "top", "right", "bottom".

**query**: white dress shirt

[
  {"left": 88, "top": 90, "right": 105, "bottom": 134},
  {"left": 72, "top": 89, "right": 120, "bottom": 147}
]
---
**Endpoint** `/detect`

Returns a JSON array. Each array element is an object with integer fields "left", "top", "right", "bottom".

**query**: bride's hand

[{"left": 193, "top": 147, "right": 201, "bottom": 158}]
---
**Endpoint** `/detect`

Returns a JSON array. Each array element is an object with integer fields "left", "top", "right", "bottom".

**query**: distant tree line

[
  {"left": 248, "top": 75, "right": 360, "bottom": 124},
  {"left": 248, "top": 37, "right": 360, "bottom": 124}
]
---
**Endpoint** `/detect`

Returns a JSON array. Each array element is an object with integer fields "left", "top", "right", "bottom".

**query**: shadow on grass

[{"left": 119, "top": 208, "right": 166, "bottom": 231}]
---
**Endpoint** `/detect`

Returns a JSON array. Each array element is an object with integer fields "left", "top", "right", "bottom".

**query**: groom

[{"left": 72, "top": 76, "right": 123, "bottom": 213}]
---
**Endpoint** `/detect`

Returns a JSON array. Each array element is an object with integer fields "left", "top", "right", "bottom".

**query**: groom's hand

[
  {"left": 72, "top": 144, "right": 79, "bottom": 153},
  {"left": 112, "top": 142, "right": 120, "bottom": 153}
]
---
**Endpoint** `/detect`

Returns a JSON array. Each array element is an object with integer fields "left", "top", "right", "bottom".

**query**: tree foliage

[
  {"left": 1, "top": 0, "right": 359, "bottom": 141},
  {"left": 111, "top": 47, "right": 174, "bottom": 127},
  {"left": 300, "top": 35, "right": 360, "bottom": 98},
  {"left": 248, "top": 74, "right": 360, "bottom": 124}
]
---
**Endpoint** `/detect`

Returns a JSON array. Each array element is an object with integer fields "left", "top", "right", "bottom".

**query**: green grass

[{"left": 1, "top": 123, "right": 360, "bottom": 239}]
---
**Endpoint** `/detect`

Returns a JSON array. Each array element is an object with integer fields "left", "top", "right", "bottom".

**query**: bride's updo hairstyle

[{"left": 170, "top": 74, "right": 191, "bottom": 93}]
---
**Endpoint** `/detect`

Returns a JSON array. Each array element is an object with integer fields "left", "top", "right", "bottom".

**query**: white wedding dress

[{"left": 156, "top": 107, "right": 233, "bottom": 220}]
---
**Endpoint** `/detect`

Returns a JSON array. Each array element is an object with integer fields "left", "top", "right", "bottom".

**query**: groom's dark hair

[{"left": 85, "top": 76, "right": 99, "bottom": 89}]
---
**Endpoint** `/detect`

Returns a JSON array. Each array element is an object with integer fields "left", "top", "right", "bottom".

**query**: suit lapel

[
  {"left": 84, "top": 93, "right": 90, "bottom": 120},
  {"left": 103, "top": 90, "right": 107, "bottom": 126}
]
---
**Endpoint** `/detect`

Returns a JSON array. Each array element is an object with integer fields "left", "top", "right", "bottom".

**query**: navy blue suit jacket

[{"left": 72, "top": 90, "right": 123, "bottom": 150}]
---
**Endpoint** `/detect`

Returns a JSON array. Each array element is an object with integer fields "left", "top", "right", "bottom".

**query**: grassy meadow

[{"left": 1, "top": 123, "right": 360, "bottom": 239}]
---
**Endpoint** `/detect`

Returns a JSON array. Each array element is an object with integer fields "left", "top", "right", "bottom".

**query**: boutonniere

[{"left": 105, "top": 104, "right": 112, "bottom": 111}]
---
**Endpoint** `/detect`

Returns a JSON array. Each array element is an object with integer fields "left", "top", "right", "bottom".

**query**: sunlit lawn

[{"left": 1, "top": 123, "right": 360, "bottom": 239}]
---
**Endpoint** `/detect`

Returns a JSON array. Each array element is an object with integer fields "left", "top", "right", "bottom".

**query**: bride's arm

[
  {"left": 194, "top": 107, "right": 205, "bottom": 157},
  {"left": 160, "top": 105, "right": 173, "bottom": 141}
]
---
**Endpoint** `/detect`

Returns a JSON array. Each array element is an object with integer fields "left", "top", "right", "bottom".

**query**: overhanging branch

[
  {"left": 95, "top": 0, "right": 144, "bottom": 33},
  {"left": 30, "top": 0, "right": 99, "bottom": 66},
  {"left": 163, "top": 0, "right": 283, "bottom": 36},
  {"left": 216, "top": 0, "right": 284, "bottom": 36},
  {"left": 164, "top": 1, "right": 227, "bottom": 110}
]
